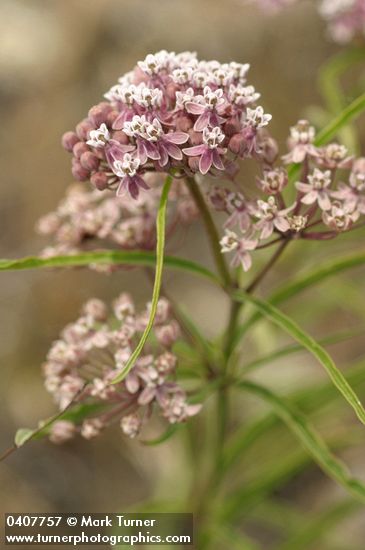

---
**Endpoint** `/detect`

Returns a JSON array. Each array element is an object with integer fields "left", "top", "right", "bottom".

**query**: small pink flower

[
  {"left": 254, "top": 196, "right": 294, "bottom": 238},
  {"left": 183, "top": 127, "right": 226, "bottom": 175},
  {"left": 296, "top": 168, "right": 332, "bottom": 211},
  {"left": 331, "top": 171, "right": 365, "bottom": 213},
  {"left": 322, "top": 200, "right": 360, "bottom": 231},
  {"left": 112, "top": 155, "right": 149, "bottom": 199},
  {"left": 220, "top": 229, "right": 258, "bottom": 271},
  {"left": 186, "top": 86, "right": 227, "bottom": 131},
  {"left": 224, "top": 192, "right": 253, "bottom": 231},
  {"left": 282, "top": 120, "right": 319, "bottom": 164}
]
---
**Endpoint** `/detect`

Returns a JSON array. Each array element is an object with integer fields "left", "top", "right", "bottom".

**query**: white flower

[
  {"left": 134, "top": 86, "right": 163, "bottom": 108},
  {"left": 172, "top": 67, "right": 194, "bottom": 84},
  {"left": 113, "top": 155, "right": 140, "bottom": 178},
  {"left": 229, "top": 62, "right": 250, "bottom": 82},
  {"left": 202, "top": 86, "right": 225, "bottom": 109},
  {"left": 175, "top": 87, "right": 195, "bottom": 110},
  {"left": 203, "top": 127, "right": 225, "bottom": 149},
  {"left": 145, "top": 118, "right": 164, "bottom": 142},
  {"left": 245, "top": 106, "right": 272, "bottom": 128},
  {"left": 220, "top": 229, "right": 239, "bottom": 253},
  {"left": 290, "top": 120, "right": 316, "bottom": 145},
  {"left": 123, "top": 115, "right": 148, "bottom": 138},
  {"left": 86, "top": 123, "right": 110, "bottom": 148},
  {"left": 229, "top": 84, "right": 261, "bottom": 106}
]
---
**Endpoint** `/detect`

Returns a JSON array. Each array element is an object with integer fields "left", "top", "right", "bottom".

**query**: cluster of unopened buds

[
  {"left": 36, "top": 175, "right": 198, "bottom": 272},
  {"left": 61, "top": 50, "right": 272, "bottom": 199},
  {"left": 254, "top": 0, "right": 365, "bottom": 43},
  {"left": 217, "top": 120, "right": 365, "bottom": 271},
  {"left": 45, "top": 295, "right": 201, "bottom": 443}
]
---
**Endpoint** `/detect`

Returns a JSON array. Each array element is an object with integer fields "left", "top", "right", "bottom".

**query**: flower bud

[
  {"left": 229, "top": 133, "right": 246, "bottom": 156},
  {"left": 80, "top": 151, "right": 100, "bottom": 171},
  {"left": 90, "top": 171, "right": 108, "bottom": 190},
  {"left": 175, "top": 115, "right": 193, "bottom": 132},
  {"left": 88, "top": 102, "right": 113, "bottom": 127},
  {"left": 71, "top": 161, "right": 90, "bottom": 181},
  {"left": 76, "top": 118, "right": 95, "bottom": 140},
  {"left": 72, "top": 142, "right": 89, "bottom": 159},
  {"left": 61, "top": 131, "right": 79, "bottom": 152}
]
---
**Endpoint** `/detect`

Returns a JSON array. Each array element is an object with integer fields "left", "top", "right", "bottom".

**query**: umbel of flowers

[
  {"left": 36, "top": 174, "right": 198, "bottom": 272},
  {"left": 62, "top": 50, "right": 272, "bottom": 199},
  {"left": 218, "top": 120, "right": 365, "bottom": 271},
  {"left": 45, "top": 295, "right": 201, "bottom": 443}
]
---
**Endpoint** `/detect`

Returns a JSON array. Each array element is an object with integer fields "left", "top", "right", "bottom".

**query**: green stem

[{"left": 185, "top": 176, "right": 232, "bottom": 289}]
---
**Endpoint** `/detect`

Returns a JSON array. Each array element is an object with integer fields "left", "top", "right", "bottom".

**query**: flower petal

[
  {"left": 164, "top": 132, "right": 189, "bottom": 144},
  {"left": 211, "top": 148, "right": 225, "bottom": 171},
  {"left": 199, "top": 150, "right": 213, "bottom": 175},
  {"left": 194, "top": 111, "right": 210, "bottom": 132},
  {"left": 182, "top": 144, "right": 206, "bottom": 156},
  {"left": 185, "top": 102, "right": 205, "bottom": 115}
]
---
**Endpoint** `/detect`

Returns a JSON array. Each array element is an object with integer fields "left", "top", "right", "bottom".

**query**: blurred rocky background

[{"left": 1, "top": 1, "right": 365, "bottom": 548}]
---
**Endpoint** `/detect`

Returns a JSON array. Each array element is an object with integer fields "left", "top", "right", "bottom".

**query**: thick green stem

[{"left": 185, "top": 176, "right": 232, "bottom": 288}]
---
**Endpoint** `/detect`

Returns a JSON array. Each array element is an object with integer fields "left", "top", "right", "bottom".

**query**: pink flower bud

[
  {"left": 90, "top": 171, "right": 108, "bottom": 190},
  {"left": 257, "top": 135, "right": 279, "bottom": 164},
  {"left": 72, "top": 142, "right": 89, "bottom": 159},
  {"left": 229, "top": 133, "right": 246, "bottom": 155},
  {"left": 80, "top": 151, "right": 100, "bottom": 171},
  {"left": 76, "top": 118, "right": 95, "bottom": 140},
  {"left": 61, "top": 131, "right": 79, "bottom": 152},
  {"left": 71, "top": 161, "right": 90, "bottom": 181},
  {"left": 88, "top": 102, "right": 113, "bottom": 127},
  {"left": 106, "top": 110, "right": 119, "bottom": 126},
  {"left": 175, "top": 115, "right": 193, "bottom": 132}
]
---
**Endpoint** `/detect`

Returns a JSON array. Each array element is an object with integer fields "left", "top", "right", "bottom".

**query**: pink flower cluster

[
  {"left": 218, "top": 120, "right": 365, "bottom": 271},
  {"left": 319, "top": 0, "right": 365, "bottom": 43},
  {"left": 37, "top": 175, "right": 198, "bottom": 272},
  {"left": 45, "top": 295, "right": 201, "bottom": 444},
  {"left": 62, "top": 50, "right": 272, "bottom": 199},
  {"left": 255, "top": 0, "right": 365, "bottom": 43}
]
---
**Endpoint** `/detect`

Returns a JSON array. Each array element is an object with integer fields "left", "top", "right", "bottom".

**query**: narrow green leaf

[
  {"left": 315, "top": 91, "right": 365, "bottom": 147},
  {"left": 233, "top": 292, "right": 365, "bottom": 425},
  {"left": 14, "top": 428, "right": 34, "bottom": 447},
  {"left": 240, "top": 325, "right": 365, "bottom": 375},
  {"left": 112, "top": 175, "right": 172, "bottom": 383},
  {"left": 223, "top": 356, "right": 365, "bottom": 476},
  {"left": 0, "top": 251, "right": 219, "bottom": 284},
  {"left": 238, "top": 380, "right": 365, "bottom": 503},
  {"left": 233, "top": 251, "right": 365, "bottom": 346}
]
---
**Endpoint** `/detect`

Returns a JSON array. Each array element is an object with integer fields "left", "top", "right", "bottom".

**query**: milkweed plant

[{"left": 2, "top": 9, "right": 365, "bottom": 548}]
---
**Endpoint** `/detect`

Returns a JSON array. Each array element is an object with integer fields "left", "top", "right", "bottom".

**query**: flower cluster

[
  {"left": 254, "top": 0, "right": 365, "bottom": 43},
  {"left": 36, "top": 175, "right": 198, "bottom": 272},
  {"left": 218, "top": 120, "right": 365, "bottom": 270},
  {"left": 45, "top": 295, "right": 201, "bottom": 443},
  {"left": 62, "top": 50, "right": 272, "bottom": 198},
  {"left": 319, "top": 0, "right": 365, "bottom": 43}
]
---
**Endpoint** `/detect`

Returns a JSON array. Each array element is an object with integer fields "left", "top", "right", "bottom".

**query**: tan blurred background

[{"left": 1, "top": 0, "right": 365, "bottom": 548}]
